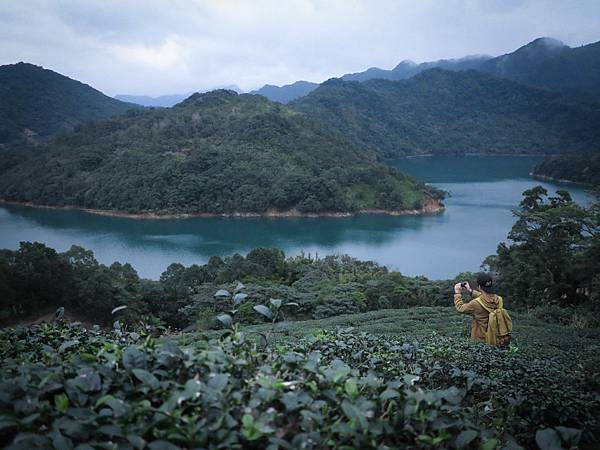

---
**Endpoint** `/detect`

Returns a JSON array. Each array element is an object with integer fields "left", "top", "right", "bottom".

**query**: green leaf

[
  {"left": 341, "top": 400, "right": 368, "bottom": 429},
  {"left": 148, "top": 440, "right": 181, "bottom": 450},
  {"left": 270, "top": 298, "right": 283, "bottom": 309},
  {"left": 208, "top": 373, "right": 229, "bottom": 391},
  {"left": 535, "top": 429, "right": 563, "bottom": 450},
  {"left": 79, "top": 353, "right": 97, "bottom": 363},
  {"left": 0, "top": 415, "right": 18, "bottom": 431},
  {"left": 127, "top": 435, "right": 147, "bottom": 450},
  {"left": 481, "top": 438, "right": 499, "bottom": 450},
  {"left": 555, "top": 426, "right": 581, "bottom": 446},
  {"left": 54, "top": 393, "right": 69, "bottom": 414},
  {"left": 253, "top": 305, "right": 273, "bottom": 319},
  {"left": 50, "top": 430, "right": 73, "bottom": 450},
  {"left": 216, "top": 314, "right": 233, "bottom": 328},
  {"left": 214, "top": 289, "right": 231, "bottom": 298},
  {"left": 456, "top": 430, "right": 478, "bottom": 448},
  {"left": 95, "top": 395, "right": 130, "bottom": 417},
  {"left": 122, "top": 346, "right": 147, "bottom": 371},
  {"left": 233, "top": 293, "right": 248, "bottom": 304},
  {"left": 58, "top": 340, "right": 78, "bottom": 353},
  {"left": 379, "top": 388, "right": 399, "bottom": 400},
  {"left": 132, "top": 369, "right": 159, "bottom": 390},
  {"left": 344, "top": 379, "right": 359, "bottom": 398}
]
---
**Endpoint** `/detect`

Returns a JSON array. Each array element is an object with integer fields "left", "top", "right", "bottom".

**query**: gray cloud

[{"left": 1, "top": 0, "right": 599, "bottom": 96}]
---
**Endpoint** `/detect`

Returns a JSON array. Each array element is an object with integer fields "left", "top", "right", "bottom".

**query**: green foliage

[
  {"left": 291, "top": 69, "right": 600, "bottom": 158},
  {"left": 486, "top": 187, "right": 600, "bottom": 309},
  {"left": 533, "top": 153, "right": 600, "bottom": 186},
  {"left": 0, "top": 243, "right": 461, "bottom": 328},
  {"left": 0, "top": 62, "right": 139, "bottom": 144},
  {"left": 0, "top": 90, "right": 438, "bottom": 214},
  {"left": 1, "top": 316, "right": 598, "bottom": 449},
  {"left": 0, "top": 242, "right": 146, "bottom": 325}
]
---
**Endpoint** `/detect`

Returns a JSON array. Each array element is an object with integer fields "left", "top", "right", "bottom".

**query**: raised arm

[{"left": 453, "top": 282, "right": 477, "bottom": 314}]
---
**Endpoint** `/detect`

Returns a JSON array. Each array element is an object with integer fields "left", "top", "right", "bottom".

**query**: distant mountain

[
  {"left": 249, "top": 81, "right": 319, "bottom": 104},
  {"left": 0, "top": 62, "right": 140, "bottom": 144},
  {"left": 479, "top": 37, "right": 600, "bottom": 101},
  {"left": 341, "top": 55, "right": 491, "bottom": 82},
  {"left": 291, "top": 69, "right": 600, "bottom": 158},
  {"left": 115, "top": 85, "right": 243, "bottom": 107},
  {"left": 249, "top": 37, "right": 600, "bottom": 104},
  {"left": 0, "top": 90, "right": 440, "bottom": 215},
  {"left": 251, "top": 56, "right": 491, "bottom": 103},
  {"left": 115, "top": 93, "right": 191, "bottom": 107}
]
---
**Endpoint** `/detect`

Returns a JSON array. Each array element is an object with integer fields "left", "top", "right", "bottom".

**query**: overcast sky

[{"left": 1, "top": 0, "right": 599, "bottom": 96}]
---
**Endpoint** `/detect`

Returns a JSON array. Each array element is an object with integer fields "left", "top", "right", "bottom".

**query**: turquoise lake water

[{"left": 0, "top": 155, "right": 591, "bottom": 279}]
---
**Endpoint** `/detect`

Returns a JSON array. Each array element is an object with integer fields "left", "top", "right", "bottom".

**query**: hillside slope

[
  {"left": 0, "top": 63, "right": 140, "bottom": 144},
  {"left": 480, "top": 38, "right": 600, "bottom": 101},
  {"left": 291, "top": 69, "right": 600, "bottom": 158},
  {"left": 532, "top": 153, "right": 600, "bottom": 186},
  {"left": 0, "top": 90, "right": 440, "bottom": 215}
]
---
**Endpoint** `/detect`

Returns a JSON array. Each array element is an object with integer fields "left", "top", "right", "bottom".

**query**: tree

[{"left": 489, "top": 187, "right": 599, "bottom": 308}]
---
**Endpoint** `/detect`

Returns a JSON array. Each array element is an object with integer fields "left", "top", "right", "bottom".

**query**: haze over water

[{"left": 0, "top": 156, "right": 591, "bottom": 280}]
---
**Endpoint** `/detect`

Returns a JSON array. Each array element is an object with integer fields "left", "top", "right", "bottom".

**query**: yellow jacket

[{"left": 454, "top": 291, "right": 502, "bottom": 342}]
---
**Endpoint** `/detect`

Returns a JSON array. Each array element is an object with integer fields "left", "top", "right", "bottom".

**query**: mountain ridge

[
  {"left": 290, "top": 68, "right": 600, "bottom": 158},
  {"left": 250, "top": 37, "right": 600, "bottom": 103},
  {"left": 0, "top": 62, "right": 140, "bottom": 144}
]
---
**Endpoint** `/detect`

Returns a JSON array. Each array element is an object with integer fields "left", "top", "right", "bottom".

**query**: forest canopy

[{"left": 0, "top": 90, "right": 440, "bottom": 215}]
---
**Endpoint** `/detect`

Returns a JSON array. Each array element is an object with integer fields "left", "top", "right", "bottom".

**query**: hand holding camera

[{"left": 454, "top": 281, "right": 471, "bottom": 294}]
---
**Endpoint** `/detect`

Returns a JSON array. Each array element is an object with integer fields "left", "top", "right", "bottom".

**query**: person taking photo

[{"left": 453, "top": 273, "right": 512, "bottom": 346}]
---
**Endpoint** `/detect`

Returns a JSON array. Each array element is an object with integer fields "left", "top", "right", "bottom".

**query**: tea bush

[
  {"left": 2, "top": 313, "right": 598, "bottom": 449},
  {"left": 0, "top": 323, "right": 498, "bottom": 449}
]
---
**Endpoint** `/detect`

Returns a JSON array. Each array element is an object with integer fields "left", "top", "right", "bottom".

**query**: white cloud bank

[{"left": 1, "top": 0, "right": 599, "bottom": 96}]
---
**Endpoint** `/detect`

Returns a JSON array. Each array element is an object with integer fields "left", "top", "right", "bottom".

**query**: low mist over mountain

[
  {"left": 115, "top": 93, "right": 191, "bottom": 108},
  {"left": 0, "top": 63, "right": 139, "bottom": 144},
  {"left": 341, "top": 55, "right": 491, "bottom": 82},
  {"left": 291, "top": 69, "right": 600, "bottom": 157},
  {"left": 116, "top": 85, "right": 243, "bottom": 107},
  {"left": 249, "top": 81, "right": 319, "bottom": 104},
  {"left": 0, "top": 90, "right": 438, "bottom": 215},
  {"left": 479, "top": 37, "right": 600, "bottom": 101}
]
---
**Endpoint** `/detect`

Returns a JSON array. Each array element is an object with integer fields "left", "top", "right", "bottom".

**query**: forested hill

[
  {"left": 479, "top": 38, "right": 600, "bottom": 101},
  {"left": 0, "top": 62, "right": 140, "bottom": 145},
  {"left": 533, "top": 154, "right": 600, "bottom": 186},
  {"left": 0, "top": 90, "right": 440, "bottom": 215},
  {"left": 290, "top": 69, "right": 600, "bottom": 158}
]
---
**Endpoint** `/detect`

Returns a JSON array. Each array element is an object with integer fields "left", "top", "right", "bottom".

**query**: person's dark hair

[{"left": 477, "top": 273, "right": 493, "bottom": 292}]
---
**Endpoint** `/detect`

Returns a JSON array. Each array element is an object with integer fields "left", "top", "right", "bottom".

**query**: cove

[{"left": 0, "top": 155, "right": 591, "bottom": 280}]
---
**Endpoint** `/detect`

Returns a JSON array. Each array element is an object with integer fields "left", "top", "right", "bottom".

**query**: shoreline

[
  {"left": 530, "top": 173, "right": 593, "bottom": 188},
  {"left": 0, "top": 198, "right": 445, "bottom": 220},
  {"left": 391, "top": 152, "right": 553, "bottom": 160}
]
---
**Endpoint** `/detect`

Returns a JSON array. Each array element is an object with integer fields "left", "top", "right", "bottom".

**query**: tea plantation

[{"left": 1, "top": 308, "right": 598, "bottom": 449}]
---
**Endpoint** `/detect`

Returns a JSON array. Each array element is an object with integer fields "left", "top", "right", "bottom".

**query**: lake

[{"left": 0, "top": 156, "right": 591, "bottom": 280}]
